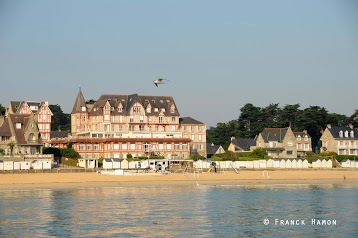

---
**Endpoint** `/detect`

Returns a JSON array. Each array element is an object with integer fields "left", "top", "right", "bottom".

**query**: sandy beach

[{"left": 1, "top": 169, "right": 357, "bottom": 190}]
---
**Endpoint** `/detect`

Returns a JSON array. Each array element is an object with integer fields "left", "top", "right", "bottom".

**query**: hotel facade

[{"left": 69, "top": 89, "right": 206, "bottom": 159}]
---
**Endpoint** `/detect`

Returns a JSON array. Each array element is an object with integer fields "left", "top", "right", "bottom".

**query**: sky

[{"left": 0, "top": 0, "right": 357, "bottom": 127}]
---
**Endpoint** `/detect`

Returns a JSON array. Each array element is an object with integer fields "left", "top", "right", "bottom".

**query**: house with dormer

[
  {"left": 251, "top": 127, "right": 299, "bottom": 159},
  {"left": 294, "top": 130, "right": 312, "bottom": 157},
  {"left": 320, "top": 124, "right": 358, "bottom": 155},
  {"left": 0, "top": 114, "right": 43, "bottom": 155},
  {"left": 69, "top": 89, "right": 204, "bottom": 160},
  {"left": 7, "top": 101, "right": 53, "bottom": 145},
  {"left": 228, "top": 137, "right": 256, "bottom": 153}
]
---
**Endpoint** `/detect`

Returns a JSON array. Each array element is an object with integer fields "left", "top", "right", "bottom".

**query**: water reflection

[{"left": 0, "top": 184, "right": 357, "bottom": 237}]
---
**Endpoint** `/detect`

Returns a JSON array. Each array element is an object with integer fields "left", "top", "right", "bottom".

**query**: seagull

[{"left": 153, "top": 78, "right": 171, "bottom": 87}]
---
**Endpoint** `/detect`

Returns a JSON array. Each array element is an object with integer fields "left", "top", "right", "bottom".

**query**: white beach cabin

[{"left": 102, "top": 159, "right": 113, "bottom": 169}]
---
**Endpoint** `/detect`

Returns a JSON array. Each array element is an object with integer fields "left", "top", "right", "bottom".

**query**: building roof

[
  {"left": 179, "top": 117, "right": 204, "bottom": 125},
  {"left": 327, "top": 126, "right": 358, "bottom": 139},
  {"left": 71, "top": 88, "right": 87, "bottom": 114},
  {"left": 50, "top": 131, "right": 69, "bottom": 139},
  {"left": 206, "top": 143, "right": 223, "bottom": 155},
  {"left": 77, "top": 93, "right": 181, "bottom": 117},
  {"left": 0, "top": 117, "right": 12, "bottom": 136},
  {"left": 231, "top": 138, "right": 256, "bottom": 151},
  {"left": 293, "top": 131, "right": 311, "bottom": 138},
  {"left": 260, "top": 128, "right": 289, "bottom": 142}
]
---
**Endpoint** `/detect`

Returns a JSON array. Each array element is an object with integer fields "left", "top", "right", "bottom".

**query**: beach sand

[{"left": 1, "top": 169, "right": 357, "bottom": 190}]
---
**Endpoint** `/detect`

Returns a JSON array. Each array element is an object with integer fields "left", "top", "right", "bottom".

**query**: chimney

[
  {"left": 231, "top": 136, "right": 235, "bottom": 141},
  {"left": 348, "top": 124, "right": 354, "bottom": 129},
  {"left": 303, "top": 129, "right": 307, "bottom": 134},
  {"left": 327, "top": 124, "right": 331, "bottom": 129}
]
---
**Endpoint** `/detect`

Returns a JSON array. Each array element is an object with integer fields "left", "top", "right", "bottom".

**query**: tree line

[{"left": 207, "top": 103, "right": 358, "bottom": 151}]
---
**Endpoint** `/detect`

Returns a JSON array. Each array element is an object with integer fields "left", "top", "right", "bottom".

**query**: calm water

[{"left": 1, "top": 183, "right": 358, "bottom": 237}]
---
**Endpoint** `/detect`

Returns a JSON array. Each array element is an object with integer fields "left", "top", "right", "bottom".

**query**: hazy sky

[{"left": 1, "top": 0, "right": 357, "bottom": 127}]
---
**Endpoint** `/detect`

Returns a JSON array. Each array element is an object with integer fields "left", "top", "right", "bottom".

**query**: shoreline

[{"left": 1, "top": 170, "right": 358, "bottom": 190}]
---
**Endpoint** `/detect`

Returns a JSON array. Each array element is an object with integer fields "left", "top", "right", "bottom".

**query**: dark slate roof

[
  {"left": 10, "top": 101, "right": 23, "bottom": 113},
  {"left": 71, "top": 89, "right": 87, "bottom": 114},
  {"left": 294, "top": 131, "right": 311, "bottom": 138},
  {"left": 231, "top": 138, "right": 256, "bottom": 151},
  {"left": 10, "top": 114, "right": 30, "bottom": 144},
  {"left": 50, "top": 131, "right": 69, "bottom": 139},
  {"left": 104, "top": 159, "right": 112, "bottom": 162},
  {"left": 0, "top": 117, "right": 12, "bottom": 136},
  {"left": 87, "top": 94, "right": 180, "bottom": 117},
  {"left": 112, "top": 158, "right": 121, "bottom": 162},
  {"left": 328, "top": 126, "right": 358, "bottom": 139},
  {"left": 179, "top": 117, "right": 204, "bottom": 125},
  {"left": 260, "top": 128, "right": 288, "bottom": 142},
  {"left": 206, "top": 143, "right": 223, "bottom": 155}
]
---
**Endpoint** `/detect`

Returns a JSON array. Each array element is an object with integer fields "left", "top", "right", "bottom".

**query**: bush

[
  {"left": 190, "top": 154, "right": 206, "bottom": 161},
  {"left": 250, "top": 148, "right": 268, "bottom": 159},
  {"left": 0, "top": 149, "right": 5, "bottom": 155},
  {"left": 61, "top": 148, "right": 80, "bottom": 159},
  {"left": 126, "top": 153, "right": 133, "bottom": 159},
  {"left": 320, "top": 151, "right": 337, "bottom": 157},
  {"left": 335, "top": 155, "right": 358, "bottom": 162},
  {"left": 43, "top": 147, "right": 62, "bottom": 157}
]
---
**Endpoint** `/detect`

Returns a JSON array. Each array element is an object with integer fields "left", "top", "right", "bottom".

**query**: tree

[
  {"left": 277, "top": 104, "right": 301, "bottom": 130},
  {"left": 0, "top": 103, "right": 5, "bottom": 116},
  {"left": 237, "top": 103, "right": 264, "bottom": 138},
  {"left": 7, "top": 142, "right": 15, "bottom": 155},
  {"left": 85, "top": 99, "right": 96, "bottom": 104},
  {"left": 49, "top": 104, "right": 71, "bottom": 131},
  {"left": 326, "top": 113, "right": 349, "bottom": 127}
]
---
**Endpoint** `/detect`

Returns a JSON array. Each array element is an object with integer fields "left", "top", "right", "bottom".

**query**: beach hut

[
  {"left": 4, "top": 161, "right": 14, "bottom": 171},
  {"left": 102, "top": 159, "right": 113, "bottom": 169},
  {"left": 302, "top": 159, "right": 309, "bottom": 168},
  {"left": 297, "top": 159, "right": 303, "bottom": 169},
  {"left": 120, "top": 159, "right": 129, "bottom": 169},
  {"left": 42, "top": 160, "right": 52, "bottom": 169},
  {"left": 279, "top": 159, "right": 286, "bottom": 169},
  {"left": 203, "top": 160, "right": 211, "bottom": 169},
  {"left": 350, "top": 160, "right": 356, "bottom": 168},
  {"left": 326, "top": 159, "right": 333, "bottom": 168},
  {"left": 32, "top": 160, "right": 43, "bottom": 169},
  {"left": 253, "top": 160, "right": 260, "bottom": 169},
  {"left": 259, "top": 160, "right": 267, "bottom": 169},
  {"left": 341, "top": 159, "right": 351, "bottom": 168},
  {"left": 285, "top": 159, "right": 292, "bottom": 169},
  {"left": 273, "top": 159, "right": 280, "bottom": 168},
  {"left": 0, "top": 161, "right": 3, "bottom": 170},
  {"left": 246, "top": 161, "right": 254, "bottom": 168},
  {"left": 266, "top": 159, "right": 274, "bottom": 168},
  {"left": 14, "top": 162, "right": 21, "bottom": 170},
  {"left": 112, "top": 158, "right": 121, "bottom": 169},
  {"left": 312, "top": 159, "right": 322, "bottom": 168},
  {"left": 321, "top": 159, "right": 327, "bottom": 168},
  {"left": 194, "top": 160, "right": 203, "bottom": 169},
  {"left": 20, "top": 161, "right": 30, "bottom": 170},
  {"left": 235, "top": 161, "right": 246, "bottom": 168},
  {"left": 291, "top": 159, "right": 297, "bottom": 169}
]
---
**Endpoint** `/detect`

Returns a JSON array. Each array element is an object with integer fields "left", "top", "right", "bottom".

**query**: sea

[{"left": 1, "top": 183, "right": 358, "bottom": 237}]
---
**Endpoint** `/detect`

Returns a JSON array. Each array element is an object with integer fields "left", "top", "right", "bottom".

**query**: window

[
  {"left": 191, "top": 134, "right": 195, "bottom": 140},
  {"left": 118, "top": 107, "right": 122, "bottom": 112},
  {"left": 174, "top": 143, "right": 179, "bottom": 150},
  {"left": 350, "top": 131, "right": 354, "bottom": 138},
  {"left": 129, "top": 125, "right": 134, "bottom": 131},
  {"left": 79, "top": 144, "right": 85, "bottom": 150},
  {"left": 104, "top": 115, "right": 109, "bottom": 121},
  {"left": 166, "top": 144, "right": 172, "bottom": 150},
  {"left": 146, "top": 107, "right": 151, "bottom": 113},
  {"left": 287, "top": 142, "right": 293, "bottom": 146},
  {"left": 198, "top": 134, "right": 202, "bottom": 141},
  {"left": 139, "top": 125, "right": 145, "bottom": 131},
  {"left": 287, "top": 150, "right": 293, "bottom": 155},
  {"left": 304, "top": 135, "right": 308, "bottom": 141},
  {"left": 87, "top": 144, "right": 92, "bottom": 150},
  {"left": 94, "top": 144, "right": 99, "bottom": 150},
  {"left": 339, "top": 131, "right": 343, "bottom": 137},
  {"left": 122, "top": 143, "right": 127, "bottom": 150},
  {"left": 159, "top": 116, "right": 163, "bottom": 123},
  {"left": 154, "top": 108, "right": 158, "bottom": 112},
  {"left": 140, "top": 116, "right": 144, "bottom": 122},
  {"left": 198, "top": 144, "right": 202, "bottom": 150},
  {"left": 172, "top": 117, "right": 175, "bottom": 122},
  {"left": 182, "top": 144, "right": 188, "bottom": 150},
  {"left": 81, "top": 106, "right": 86, "bottom": 112},
  {"left": 148, "top": 116, "right": 152, "bottom": 122},
  {"left": 130, "top": 116, "right": 134, "bottom": 122}
]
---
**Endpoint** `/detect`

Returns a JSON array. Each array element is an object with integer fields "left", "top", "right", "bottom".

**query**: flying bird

[{"left": 153, "top": 78, "right": 171, "bottom": 87}]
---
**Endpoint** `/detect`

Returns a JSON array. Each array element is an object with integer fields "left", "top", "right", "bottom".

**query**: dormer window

[
  {"left": 339, "top": 131, "right": 343, "bottom": 137},
  {"left": 16, "top": 123, "right": 21, "bottom": 129},
  {"left": 154, "top": 108, "right": 158, "bottom": 112},
  {"left": 304, "top": 135, "right": 308, "bottom": 141},
  {"left": 350, "top": 131, "right": 354, "bottom": 138},
  {"left": 81, "top": 106, "right": 86, "bottom": 112},
  {"left": 297, "top": 135, "right": 301, "bottom": 141},
  {"left": 118, "top": 107, "right": 122, "bottom": 112},
  {"left": 161, "top": 108, "right": 165, "bottom": 112},
  {"left": 146, "top": 107, "right": 151, "bottom": 113},
  {"left": 344, "top": 131, "right": 349, "bottom": 138}
]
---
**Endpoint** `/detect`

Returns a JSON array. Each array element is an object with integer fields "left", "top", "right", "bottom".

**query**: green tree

[
  {"left": 7, "top": 142, "right": 15, "bottom": 155},
  {"left": 85, "top": 99, "right": 97, "bottom": 104},
  {"left": 297, "top": 106, "right": 328, "bottom": 150},
  {"left": 237, "top": 103, "right": 264, "bottom": 138},
  {"left": 49, "top": 104, "right": 71, "bottom": 131},
  {"left": 0, "top": 103, "right": 5, "bottom": 115},
  {"left": 326, "top": 113, "right": 349, "bottom": 126},
  {"left": 0, "top": 148, "right": 5, "bottom": 155},
  {"left": 277, "top": 104, "right": 301, "bottom": 130}
]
